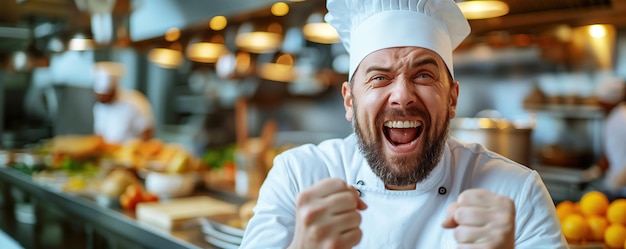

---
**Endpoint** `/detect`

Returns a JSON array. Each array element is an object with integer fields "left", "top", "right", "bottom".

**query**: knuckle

[
  {"left": 299, "top": 206, "right": 324, "bottom": 226},
  {"left": 325, "top": 239, "right": 342, "bottom": 249},
  {"left": 310, "top": 226, "right": 329, "bottom": 241},
  {"left": 296, "top": 191, "right": 311, "bottom": 207}
]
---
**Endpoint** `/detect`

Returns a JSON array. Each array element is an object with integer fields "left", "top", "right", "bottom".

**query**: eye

[
  {"left": 369, "top": 75, "right": 392, "bottom": 87},
  {"left": 414, "top": 72, "right": 435, "bottom": 84}
]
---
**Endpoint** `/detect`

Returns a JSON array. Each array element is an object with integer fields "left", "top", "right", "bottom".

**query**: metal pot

[{"left": 450, "top": 118, "right": 533, "bottom": 166}]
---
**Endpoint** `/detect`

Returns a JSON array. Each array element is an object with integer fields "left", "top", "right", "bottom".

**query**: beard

[{"left": 354, "top": 103, "right": 450, "bottom": 187}]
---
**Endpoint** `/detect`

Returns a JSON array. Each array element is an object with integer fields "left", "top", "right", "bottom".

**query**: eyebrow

[
  {"left": 411, "top": 57, "right": 439, "bottom": 69},
  {"left": 364, "top": 57, "right": 439, "bottom": 74}
]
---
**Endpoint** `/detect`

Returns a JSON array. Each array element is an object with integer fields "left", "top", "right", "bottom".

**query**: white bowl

[{"left": 144, "top": 171, "right": 197, "bottom": 199}]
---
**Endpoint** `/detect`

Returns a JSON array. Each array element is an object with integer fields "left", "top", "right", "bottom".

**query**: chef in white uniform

[
  {"left": 240, "top": 0, "right": 567, "bottom": 248},
  {"left": 593, "top": 75, "right": 626, "bottom": 200},
  {"left": 92, "top": 62, "right": 154, "bottom": 144}
]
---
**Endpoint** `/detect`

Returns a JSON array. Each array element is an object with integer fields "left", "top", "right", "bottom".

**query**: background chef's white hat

[
  {"left": 93, "top": 61, "right": 125, "bottom": 94},
  {"left": 596, "top": 75, "right": 625, "bottom": 104},
  {"left": 325, "top": 0, "right": 470, "bottom": 80}
]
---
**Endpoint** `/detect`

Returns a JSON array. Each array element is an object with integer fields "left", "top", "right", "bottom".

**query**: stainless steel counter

[
  {"left": 533, "top": 164, "right": 603, "bottom": 203},
  {"left": 0, "top": 166, "right": 246, "bottom": 249}
]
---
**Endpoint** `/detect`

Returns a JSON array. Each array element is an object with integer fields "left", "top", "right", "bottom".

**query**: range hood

[{"left": 0, "top": 0, "right": 280, "bottom": 53}]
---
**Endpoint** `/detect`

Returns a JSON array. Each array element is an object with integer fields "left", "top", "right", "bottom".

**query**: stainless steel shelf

[{"left": 0, "top": 167, "right": 232, "bottom": 249}]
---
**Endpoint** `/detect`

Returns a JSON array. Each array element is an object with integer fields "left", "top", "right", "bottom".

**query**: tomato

[
  {"left": 119, "top": 193, "right": 139, "bottom": 210},
  {"left": 119, "top": 184, "right": 144, "bottom": 210},
  {"left": 142, "top": 192, "right": 159, "bottom": 203}
]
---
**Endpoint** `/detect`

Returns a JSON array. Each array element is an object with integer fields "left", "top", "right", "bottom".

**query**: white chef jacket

[
  {"left": 240, "top": 134, "right": 568, "bottom": 248},
  {"left": 603, "top": 103, "right": 626, "bottom": 197},
  {"left": 93, "top": 88, "right": 154, "bottom": 144}
]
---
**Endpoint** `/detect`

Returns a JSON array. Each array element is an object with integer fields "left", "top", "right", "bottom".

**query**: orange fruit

[
  {"left": 605, "top": 223, "right": 626, "bottom": 248},
  {"left": 586, "top": 215, "right": 609, "bottom": 241},
  {"left": 561, "top": 213, "right": 589, "bottom": 242},
  {"left": 579, "top": 191, "right": 609, "bottom": 217},
  {"left": 556, "top": 200, "right": 579, "bottom": 221},
  {"left": 608, "top": 199, "right": 626, "bottom": 225}
]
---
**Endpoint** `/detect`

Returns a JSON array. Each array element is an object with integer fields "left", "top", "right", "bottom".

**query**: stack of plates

[{"left": 200, "top": 214, "right": 245, "bottom": 249}]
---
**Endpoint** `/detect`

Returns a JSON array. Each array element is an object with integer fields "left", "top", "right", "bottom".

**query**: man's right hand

[{"left": 288, "top": 178, "right": 367, "bottom": 249}]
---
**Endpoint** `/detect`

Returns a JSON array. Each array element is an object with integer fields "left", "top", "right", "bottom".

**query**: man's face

[
  {"left": 342, "top": 47, "right": 459, "bottom": 189},
  {"left": 94, "top": 79, "right": 117, "bottom": 104},
  {"left": 95, "top": 92, "right": 115, "bottom": 103}
]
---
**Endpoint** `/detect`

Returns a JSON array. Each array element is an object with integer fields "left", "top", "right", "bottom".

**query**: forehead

[{"left": 357, "top": 47, "right": 446, "bottom": 72}]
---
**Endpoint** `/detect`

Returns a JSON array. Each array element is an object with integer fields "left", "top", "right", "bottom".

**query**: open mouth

[{"left": 383, "top": 120, "right": 423, "bottom": 146}]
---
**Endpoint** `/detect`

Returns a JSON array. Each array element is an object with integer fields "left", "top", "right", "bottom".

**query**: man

[
  {"left": 591, "top": 75, "right": 626, "bottom": 200},
  {"left": 240, "top": 0, "right": 567, "bottom": 248},
  {"left": 92, "top": 61, "right": 154, "bottom": 144}
]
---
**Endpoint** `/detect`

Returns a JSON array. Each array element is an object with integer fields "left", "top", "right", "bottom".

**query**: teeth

[{"left": 383, "top": 120, "right": 421, "bottom": 128}]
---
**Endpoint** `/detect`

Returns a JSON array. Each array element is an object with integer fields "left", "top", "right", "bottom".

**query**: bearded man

[{"left": 240, "top": 0, "right": 567, "bottom": 248}]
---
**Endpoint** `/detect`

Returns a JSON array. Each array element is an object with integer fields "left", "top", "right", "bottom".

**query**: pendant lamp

[{"left": 456, "top": 0, "right": 509, "bottom": 20}]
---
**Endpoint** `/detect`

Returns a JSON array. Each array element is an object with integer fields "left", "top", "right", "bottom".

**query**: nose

[{"left": 388, "top": 78, "right": 416, "bottom": 108}]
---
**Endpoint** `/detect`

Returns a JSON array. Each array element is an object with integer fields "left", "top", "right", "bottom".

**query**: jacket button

[
  {"left": 356, "top": 180, "right": 365, "bottom": 185},
  {"left": 438, "top": 187, "right": 447, "bottom": 195}
]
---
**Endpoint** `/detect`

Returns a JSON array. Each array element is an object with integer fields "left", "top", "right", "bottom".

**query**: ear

[
  {"left": 342, "top": 81, "right": 353, "bottom": 122},
  {"left": 449, "top": 82, "right": 459, "bottom": 119}
]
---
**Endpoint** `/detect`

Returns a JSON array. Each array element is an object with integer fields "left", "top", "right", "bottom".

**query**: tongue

[{"left": 387, "top": 128, "right": 417, "bottom": 144}]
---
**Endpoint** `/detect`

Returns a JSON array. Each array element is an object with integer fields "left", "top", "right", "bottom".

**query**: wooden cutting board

[{"left": 136, "top": 196, "right": 238, "bottom": 230}]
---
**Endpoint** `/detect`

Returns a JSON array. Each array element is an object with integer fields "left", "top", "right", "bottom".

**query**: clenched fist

[
  {"left": 442, "top": 189, "right": 515, "bottom": 249},
  {"left": 288, "top": 178, "right": 368, "bottom": 249}
]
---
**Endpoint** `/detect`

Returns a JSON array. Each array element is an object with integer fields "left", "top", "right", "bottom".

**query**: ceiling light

[
  {"left": 271, "top": 2, "right": 290, "bottom": 17},
  {"left": 149, "top": 28, "right": 184, "bottom": 68},
  {"left": 165, "top": 27, "right": 181, "bottom": 42},
  {"left": 589, "top": 24, "right": 607, "bottom": 38},
  {"left": 186, "top": 34, "right": 227, "bottom": 63},
  {"left": 148, "top": 45, "right": 183, "bottom": 69},
  {"left": 302, "top": 12, "right": 339, "bottom": 44},
  {"left": 209, "top": 16, "right": 228, "bottom": 31},
  {"left": 456, "top": 0, "right": 509, "bottom": 20},
  {"left": 235, "top": 22, "right": 283, "bottom": 54},
  {"left": 68, "top": 32, "right": 96, "bottom": 51},
  {"left": 259, "top": 53, "right": 297, "bottom": 83}
]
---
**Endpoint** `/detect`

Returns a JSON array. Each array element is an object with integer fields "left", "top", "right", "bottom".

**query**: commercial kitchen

[{"left": 0, "top": 0, "right": 625, "bottom": 248}]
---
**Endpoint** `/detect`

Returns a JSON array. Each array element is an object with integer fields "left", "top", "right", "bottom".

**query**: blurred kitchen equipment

[
  {"left": 144, "top": 171, "right": 197, "bottom": 199},
  {"left": 450, "top": 117, "right": 534, "bottom": 166},
  {"left": 234, "top": 119, "right": 277, "bottom": 198},
  {"left": 233, "top": 98, "right": 278, "bottom": 198}
]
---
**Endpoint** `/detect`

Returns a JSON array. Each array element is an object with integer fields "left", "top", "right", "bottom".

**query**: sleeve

[
  {"left": 514, "top": 171, "right": 569, "bottom": 248},
  {"left": 93, "top": 104, "right": 102, "bottom": 134},
  {"left": 604, "top": 108, "right": 626, "bottom": 190},
  {"left": 239, "top": 154, "right": 299, "bottom": 248},
  {"left": 128, "top": 91, "right": 154, "bottom": 134}
]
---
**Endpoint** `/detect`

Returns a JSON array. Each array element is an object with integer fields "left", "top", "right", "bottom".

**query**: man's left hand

[{"left": 441, "top": 189, "right": 515, "bottom": 249}]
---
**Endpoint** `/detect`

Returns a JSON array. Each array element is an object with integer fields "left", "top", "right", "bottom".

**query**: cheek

[{"left": 355, "top": 93, "right": 385, "bottom": 129}]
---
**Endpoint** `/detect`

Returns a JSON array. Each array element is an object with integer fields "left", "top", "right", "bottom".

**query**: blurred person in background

[
  {"left": 588, "top": 75, "right": 626, "bottom": 200},
  {"left": 240, "top": 0, "right": 567, "bottom": 248},
  {"left": 92, "top": 62, "right": 154, "bottom": 144}
]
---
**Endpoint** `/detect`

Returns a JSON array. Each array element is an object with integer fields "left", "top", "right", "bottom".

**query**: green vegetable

[
  {"left": 59, "top": 157, "right": 99, "bottom": 175},
  {"left": 202, "top": 144, "right": 235, "bottom": 170},
  {"left": 10, "top": 163, "right": 41, "bottom": 176}
]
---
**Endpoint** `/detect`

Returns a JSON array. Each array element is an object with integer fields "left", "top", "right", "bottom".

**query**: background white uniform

[
  {"left": 603, "top": 103, "right": 626, "bottom": 197},
  {"left": 93, "top": 88, "right": 153, "bottom": 144}
]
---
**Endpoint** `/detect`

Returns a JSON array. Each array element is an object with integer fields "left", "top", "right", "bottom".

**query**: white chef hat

[
  {"left": 93, "top": 61, "right": 125, "bottom": 94},
  {"left": 325, "top": 0, "right": 470, "bottom": 80},
  {"left": 596, "top": 75, "right": 625, "bottom": 104}
]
